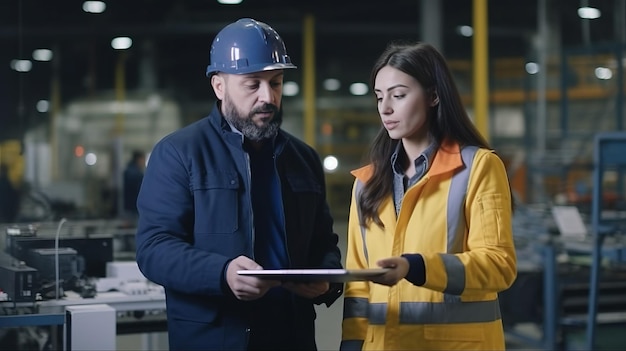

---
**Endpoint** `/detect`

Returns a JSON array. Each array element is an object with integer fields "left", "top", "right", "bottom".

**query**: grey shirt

[{"left": 391, "top": 141, "right": 438, "bottom": 216}]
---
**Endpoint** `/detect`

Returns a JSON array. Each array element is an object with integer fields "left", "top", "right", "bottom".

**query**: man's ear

[
  {"left": 211, "top": 74, "right": 225, "bottom": 100},
  {"left": 431, "top": 91, "right": 439, "bottom": 107}
]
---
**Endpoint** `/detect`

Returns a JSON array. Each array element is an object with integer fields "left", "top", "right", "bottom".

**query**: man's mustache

[{"left": 251, "top": 104, "right": 278, "bottom": 114}]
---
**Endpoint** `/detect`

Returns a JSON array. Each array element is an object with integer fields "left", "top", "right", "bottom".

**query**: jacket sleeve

[
  {"left": 135, "top": 138, "right": 230, "bottom": 296},
  {"left": 341, "top": 179, "right": 370, "bottom": 350},
  {"left": 421, "top": 150, "right": 517, "bottom": 295}
]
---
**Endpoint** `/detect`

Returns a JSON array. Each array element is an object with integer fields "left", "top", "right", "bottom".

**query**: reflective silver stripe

[
  {"left": 343, "top": 298, "right": 389, "bottom": 326},
  {"left": 346, "top": 299, "right": 503, "bottom": 325},
  {"left": 343, "top": 297, "right": 369, "bottom": 318},
  {"left": 399, "top": 300, "right": 501, "bottom": 324},
  {"left": 443, "top": 292, "right": 462, "bottom": 303},
  {"left": 354, "top": 179, "right": 369, "bottom": 265},
  {"left": 440, "top": 254, "right": 465, "bottom": 295},
  {"left": 446, "top": 145, "right": 477, "bottom": 253},
  {"left": 349, "top": 300, "right": 502, "bottom": 325},
  {"left": 440, "top": 146, "right": 477, "bottom": 295},
  {"left": 368, "top": 303, "right": 387, "bottom": 325}
]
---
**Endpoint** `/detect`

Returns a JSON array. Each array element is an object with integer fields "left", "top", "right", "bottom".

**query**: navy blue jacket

[{"left": 135, "top": 103, "right": 343, "bottom": 350}]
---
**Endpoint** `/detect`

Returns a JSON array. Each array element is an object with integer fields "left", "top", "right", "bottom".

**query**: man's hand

[
  {"left": 370, "top": 256, "right": 409, "bottom": 286},
  {"left": 226, "top": 256, "right": 281, "bottom": 301},
  {"left": 282, "top": 281, "right": 330, "bottom": 299}
]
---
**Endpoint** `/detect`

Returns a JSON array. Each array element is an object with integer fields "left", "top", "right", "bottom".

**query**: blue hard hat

[{"left": 206, "top": 18, "right": 297, "bottom": 76}]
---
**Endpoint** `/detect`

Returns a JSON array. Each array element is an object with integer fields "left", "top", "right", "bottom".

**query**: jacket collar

[{"left": 351, "top": 139, "right": 464, "bottom": 183}]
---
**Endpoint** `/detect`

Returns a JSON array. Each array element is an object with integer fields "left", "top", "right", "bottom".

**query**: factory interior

[{"left": 1, "top": 0, "right": 626, "bottom": 350}]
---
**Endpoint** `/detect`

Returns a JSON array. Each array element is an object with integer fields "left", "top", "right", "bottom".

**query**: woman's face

[{"left": 374, "top": 65, "right": 435, "bottom": 143}]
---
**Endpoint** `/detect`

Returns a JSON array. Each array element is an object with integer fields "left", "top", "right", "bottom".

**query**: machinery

[
  {"left": 0, "top": 220, "right": 167, "bottom": 350},
  {"left": 501, "top": 132, "right": 626, "bottom": 350}
]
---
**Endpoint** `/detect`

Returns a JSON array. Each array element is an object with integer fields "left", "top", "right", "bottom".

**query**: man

[
  {"left": 135, "top": 18, "right": 343, "bottom": 351},
  {"left": 0, "top": 163, "right": 20, "bottom": 223},
  {"left": 122, "top": 150, "right": 145, "bottom": 217}
]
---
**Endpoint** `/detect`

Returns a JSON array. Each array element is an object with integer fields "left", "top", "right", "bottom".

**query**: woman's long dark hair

[{"left": 359, "top": 42, "right": 493, "bottom": 228}]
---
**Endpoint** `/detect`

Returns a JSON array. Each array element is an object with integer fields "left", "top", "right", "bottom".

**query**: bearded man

[{"left": 135, "top": 18, "right": 343, "bottom": 351}]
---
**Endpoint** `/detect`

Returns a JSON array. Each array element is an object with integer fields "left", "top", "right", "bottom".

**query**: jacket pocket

[
  {"left": 478, "top": 193, "right": 512, "bottom": 246},
  {"left": 192, "top": 170, "right": 240, "bottom": 234}
]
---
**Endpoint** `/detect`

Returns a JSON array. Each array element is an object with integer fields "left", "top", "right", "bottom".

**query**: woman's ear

[
  {"left": 431, "top": 91, "right": 440, "bottom": 107},
  {"left": 211, "top": 74, "right": 225, "bottom": 100}
]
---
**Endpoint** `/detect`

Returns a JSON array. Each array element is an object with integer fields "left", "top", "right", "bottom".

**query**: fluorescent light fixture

[
  {"left": 457, "top": 25, "right": 473, "bottom": 37},
  {"left": 578, "top": 7, "right": 601, "bottom": 19},
  {"left": 111, "top": 37, "right": 133, "bottom": 50},
  {"left": 525, "top": 62, "right": 539, "bottom": 74},
  {"left": 217, "top": 0, "right": 243, "bottom": 4},
  {"left": 33, "top": 49, "right": 53, "bottom": 61},
  {"left": 283, "top": 81, "right": 299, "bottom": 96},
  {"left": 349, "top": 82, "right": 368, "bottom": 96},
  {"left": 323, "top": 78, "right": 341, "bottom": 91},
  {"left": 83, "top": 1, "right": 106, "bottom": 14},
  {"left": 10, "top": 59, "right": 32, "bottom": 72}
]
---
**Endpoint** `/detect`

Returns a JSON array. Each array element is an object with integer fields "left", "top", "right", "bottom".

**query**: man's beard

[{"left": 222, "top": 95, "right": 282, "bottom": 142}]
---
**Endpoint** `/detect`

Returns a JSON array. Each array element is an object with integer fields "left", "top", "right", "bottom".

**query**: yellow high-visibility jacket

[{"left": 341, "top": 142, "right": 517, "bottom": 351}]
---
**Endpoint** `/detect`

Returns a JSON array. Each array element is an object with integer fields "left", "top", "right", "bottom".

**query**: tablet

[{"left": 236, "top": 268, "right": 390, "bottom": 283}]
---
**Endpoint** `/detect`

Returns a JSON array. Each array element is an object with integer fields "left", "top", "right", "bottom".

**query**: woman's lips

[{"left": 383, "top": 120, "right": 399, "bottom": 129}]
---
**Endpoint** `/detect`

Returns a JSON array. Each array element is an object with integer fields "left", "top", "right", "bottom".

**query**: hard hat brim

[{"left": 206, "top": 63, "right": 297, "bottom": 77}]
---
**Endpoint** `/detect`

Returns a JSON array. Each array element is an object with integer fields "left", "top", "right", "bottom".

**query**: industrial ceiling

[{"left": 0, "top": 0, "right": 622, "bottom": 140}]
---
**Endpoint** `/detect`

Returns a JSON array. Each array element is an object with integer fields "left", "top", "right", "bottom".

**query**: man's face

[{"left": 211, "top": 70, "right": 284, "bottom": 141}]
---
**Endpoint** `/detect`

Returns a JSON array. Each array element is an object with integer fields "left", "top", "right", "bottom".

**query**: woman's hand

[{"left": 370, "top": 256, "right": 410, "bottom": 286}]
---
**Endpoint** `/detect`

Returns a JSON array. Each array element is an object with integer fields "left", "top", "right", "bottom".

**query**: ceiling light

[
  {"left": 217, "top": 0, "right": 243, "bottom": 4},
  {"left": 33, "top": 49, "right": 53, "bottom": 62},
  {"left": 578, "top": 7, "right": 601, "bottom": 19},
  {"left": 595, "top": 67, "right": 612, "bottom": 80},
  {"left": 456, "top": 25, "right": 473, "bottom": 37},
  {"left": 83, "top": 1, "right": 106, "bottom": 14},
  {"left": 349, "top": 82, "right": 368, "bottom": 96},
  {"left": 10, "top": 59, "right": 32, "bottom": 72},
  {"left": 36, "top": 100, "right": 50, "bottom": 113},
  {"left": 283, "top": 81, "right": 299, "bottom": 96},
  {"left": 111, "top": 37, "right": 133, "bottom": 50},
  {"left": 525, "top": 62, "right": 539, "bottom": 74},
  {"left": 323, "top": 155, "right": 339, "bottom": 172},
  {"left": 85, "top": 153, "right": 98, "bottom": 166},
  {"left": 323, "top": 78, "right": 341, "bottom": 91}
]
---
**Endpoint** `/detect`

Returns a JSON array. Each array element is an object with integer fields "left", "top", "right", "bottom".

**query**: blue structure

[{"left": 586, "top": 132, "right": 626, "bottom": 349}]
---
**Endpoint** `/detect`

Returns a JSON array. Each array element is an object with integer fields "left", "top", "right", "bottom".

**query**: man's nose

[{"left": 258, "top": 82, "right": 275, "bottom": 104}]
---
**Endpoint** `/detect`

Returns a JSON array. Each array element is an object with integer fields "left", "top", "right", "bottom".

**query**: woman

[{"left": 341, "top": 42, "right": 517, "bottom": 351}]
